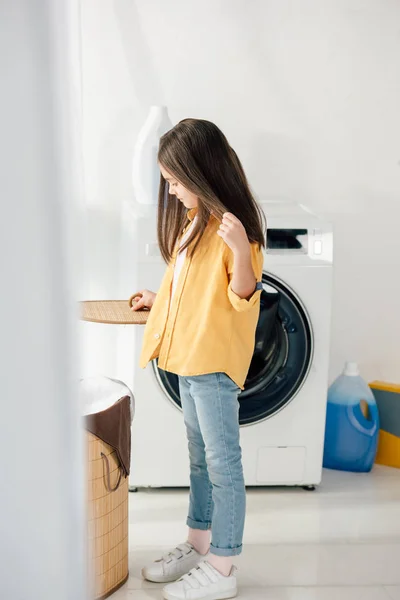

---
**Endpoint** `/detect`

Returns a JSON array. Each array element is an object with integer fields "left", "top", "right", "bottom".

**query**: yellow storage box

[{"left": 369, "top": 381, "right": 400, "bottom": 469}]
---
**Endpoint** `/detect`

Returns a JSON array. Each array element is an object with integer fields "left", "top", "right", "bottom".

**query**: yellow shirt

[{"left": 140, "top": 210, "right": 264, "bottom": 389}]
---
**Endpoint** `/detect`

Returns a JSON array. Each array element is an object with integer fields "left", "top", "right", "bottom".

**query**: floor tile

[
  {"left": 123, "top": 542, "right": 400, "bottom": 589},
  {"left": 109, "top": 585, "right": 392, "bottom": 600},
  {"left": 128, "top": 467, "right": 400, "bottom": 547},
  {"left": 111, "top": 588, "right": 163, "bottom": 599},
  {"left": 385, "top": 587, "right": 400, "bottom": 600},
  {"left": 234, "top": 588, "right": 391, "bottom": 600},
  {"left": 237, "top": 543, "right": 400, "bottom": 586},
  {"left": 123, "top": 466, "right": 400, "bottom": 595}
]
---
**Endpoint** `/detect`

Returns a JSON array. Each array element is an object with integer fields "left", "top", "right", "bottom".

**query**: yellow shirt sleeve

[{"left": 226, "top": 243, "right": 264, "bottom": 313}]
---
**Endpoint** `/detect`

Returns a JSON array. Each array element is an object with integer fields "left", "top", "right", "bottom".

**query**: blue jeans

[{"left": 179, "top": 373, "right": 246, "bottom": 557}]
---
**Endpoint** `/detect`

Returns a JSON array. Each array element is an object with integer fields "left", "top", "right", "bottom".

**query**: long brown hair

[{"left": 157, "top": 118, "right": 266, "bottom": 263}]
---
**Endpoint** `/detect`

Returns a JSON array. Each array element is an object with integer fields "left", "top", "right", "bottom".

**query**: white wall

[{"left": 80, "top": 0, "right": 400, "bottom": 382}]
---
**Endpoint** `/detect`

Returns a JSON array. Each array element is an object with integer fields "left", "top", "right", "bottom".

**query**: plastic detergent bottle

[{"left": 323, "top": 362, "right": 379, "bottom": 472}]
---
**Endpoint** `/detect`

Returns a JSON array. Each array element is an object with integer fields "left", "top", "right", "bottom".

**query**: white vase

[{"left": 132, "top": 106, "right": 173, "bottom": 205}]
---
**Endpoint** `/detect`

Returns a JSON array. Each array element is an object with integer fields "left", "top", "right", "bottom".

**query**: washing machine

[{"left": 117, "top": 200, "right": 333, "bottom": 488}]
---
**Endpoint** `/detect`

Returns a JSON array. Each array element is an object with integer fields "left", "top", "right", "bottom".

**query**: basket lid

[{"left": 80, "top": 300, "right": 149, "bottom": 325}]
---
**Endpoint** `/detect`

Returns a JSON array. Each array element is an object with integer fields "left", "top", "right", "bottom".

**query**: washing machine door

[{"left": 153, "top": 273, "right": 313, "bottom": 426}]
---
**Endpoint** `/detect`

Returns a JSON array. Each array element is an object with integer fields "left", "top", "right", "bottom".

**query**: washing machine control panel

[
  {"left": 267, "top": 229, "right": 308, "bottom": 254},
  {"left": 266, "top": 226, "right": 332, "bottom": 264}
]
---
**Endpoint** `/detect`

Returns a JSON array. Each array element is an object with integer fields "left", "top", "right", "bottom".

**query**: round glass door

[{"left": 153, "top": 273, "right": 313, "bottom": 425}]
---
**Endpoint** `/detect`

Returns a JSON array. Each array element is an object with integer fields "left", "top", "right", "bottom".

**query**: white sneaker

[
  {"left": 142, "top": 542, "right": 205, "bottom": 583},
  {"left": 162, "top": 561, "right": 237, "bottom": 600}
]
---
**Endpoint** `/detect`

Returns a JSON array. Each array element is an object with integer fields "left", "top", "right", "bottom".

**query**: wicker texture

[
  {"left": 80, "top": 300, "right": 148, "bottom": 325},
  {"left": 87, "top": 431, "right": 129, "bottom": 599}
]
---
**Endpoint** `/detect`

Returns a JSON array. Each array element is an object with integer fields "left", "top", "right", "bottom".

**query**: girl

[{"left": 131, "top": 118, "right": 265, "bottom": 600}]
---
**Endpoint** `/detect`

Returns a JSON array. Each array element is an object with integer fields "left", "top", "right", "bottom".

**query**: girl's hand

[
  {"left": 130, "top": 289, "right": 156, "bottom": 311},
  {"left": 217, "top": 212, "right": 250, "bottom": 255}
]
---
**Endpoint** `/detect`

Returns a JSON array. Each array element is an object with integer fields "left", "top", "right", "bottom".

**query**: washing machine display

[{"left": 153, "top": 273, "right": 313, "bottom": 426}]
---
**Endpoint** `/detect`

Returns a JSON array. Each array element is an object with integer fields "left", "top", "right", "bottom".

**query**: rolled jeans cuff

[
  {"left": 186, "top": 516, "right": 212, "bottom": 531},
  {"left": 210, "top": 543, "right": 243, "bottom": 557}
]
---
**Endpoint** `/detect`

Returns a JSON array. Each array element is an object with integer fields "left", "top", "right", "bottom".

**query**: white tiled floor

[{"left": 113, "top": 466, "right": 400, "bottom": 599}]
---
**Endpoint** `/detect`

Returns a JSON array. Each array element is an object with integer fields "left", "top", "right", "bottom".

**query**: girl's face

[{"left": 159, "top": 164, "right": 198, "bottom": 209}]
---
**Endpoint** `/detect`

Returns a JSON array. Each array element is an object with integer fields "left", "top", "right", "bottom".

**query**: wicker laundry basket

[
  {"left": 87, "top": 430, "right": 129, "bottom": 599},
  {"left": 80, "top": 299, "right": 138, "bottom": 598}
]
